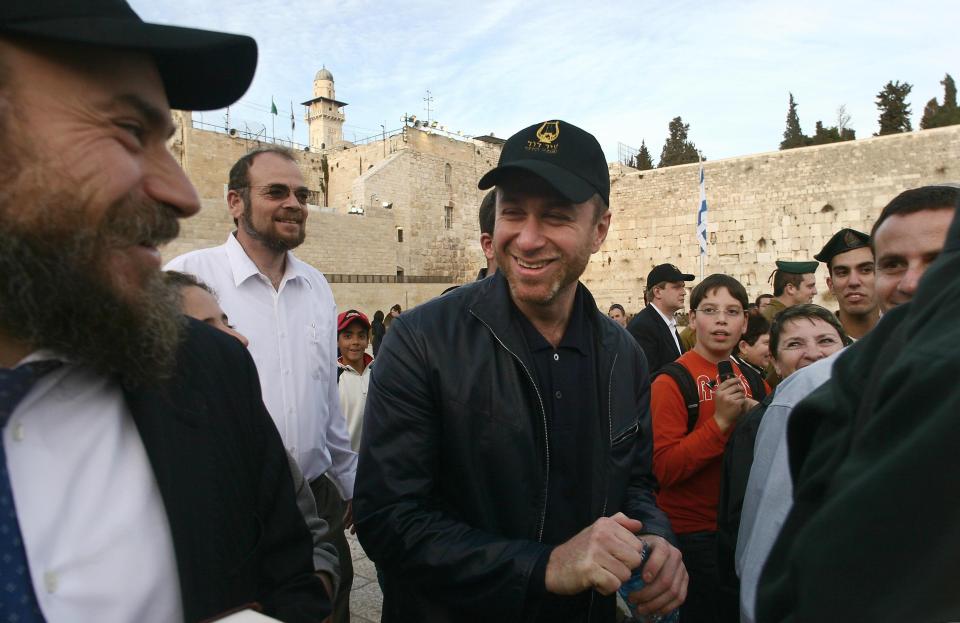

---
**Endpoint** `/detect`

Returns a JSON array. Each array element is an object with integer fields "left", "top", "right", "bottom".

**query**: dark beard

[
  {"left": 0, "top": 176, "right": 186, "bottom": 388},
  {"left": 241, "top": 197, "right": 305, "bottom": 252}
]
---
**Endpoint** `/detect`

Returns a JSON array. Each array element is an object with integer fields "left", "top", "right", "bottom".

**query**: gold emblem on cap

[
  {"left": 536, "top": 121, "right": 560, "bottom": 144},
  {"left": 843, "top": 230, "right": 859, "bottom": 247}
]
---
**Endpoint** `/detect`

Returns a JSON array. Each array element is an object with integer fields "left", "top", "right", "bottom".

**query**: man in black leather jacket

[{"left": 355, "top": 120, "right": 687, "bottom": 622}]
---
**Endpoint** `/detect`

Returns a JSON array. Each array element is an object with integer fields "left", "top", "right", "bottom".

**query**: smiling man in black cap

[
  {"left": 355, "top": 120, "right": 687, "bottom": 622},
  {"left": 627, "top": 263, "right": 696, "bottom": 374},
  {"left": 0, "top": 1, "right": 328, "bottom": 621},
  {"left": 815, "top": 228, "right": 879, "bottom": 339}
]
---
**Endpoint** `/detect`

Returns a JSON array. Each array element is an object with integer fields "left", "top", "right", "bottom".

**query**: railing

[
  {"left": 324, "top": 273, "right": 456, "bottom": 284},
  {"left": 190, "top": 118, "right": 312, "bottom": 151},
  {"left": 351, "top": 127, "right": 405, "bottom": 146}
]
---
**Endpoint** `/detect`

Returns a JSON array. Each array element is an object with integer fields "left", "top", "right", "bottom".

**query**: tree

[
  {"left": 634, "top": 140, "right": 654, "bottom": 170},
  {"left": 809, "top": 120, "right": 856, "bottom": 145},
  {"left": 780, "top": 93, "right": 808, "bottom": 149},
  {"left": 876, "top": 80, "right": 913, "bottom": 135},
  {"left": 920, "top": 73, "right": 960, "bottom": 129},
  {"left": 658, "top": 117, "right": 701, "bottom": 167},
  {"left": 836, "top": 104, "right": 852, "bottom": 134}
]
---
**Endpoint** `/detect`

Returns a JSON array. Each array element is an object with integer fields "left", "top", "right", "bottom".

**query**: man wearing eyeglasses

[{"left": 166, "top": 146, "right": 357, "bottom": 622}]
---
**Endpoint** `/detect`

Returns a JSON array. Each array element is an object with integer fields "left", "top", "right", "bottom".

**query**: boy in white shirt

[{"left": 337, "top": 310, "right": 373, "bottom": 452}]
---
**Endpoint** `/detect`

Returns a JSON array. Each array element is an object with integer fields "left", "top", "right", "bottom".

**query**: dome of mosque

[{"left": 315, "top": 67, "right": 334, "bottom": 81}]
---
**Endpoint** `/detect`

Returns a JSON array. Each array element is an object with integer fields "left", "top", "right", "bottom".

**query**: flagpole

[{"left": 697, "top": 152, "right": 706, "bottom": 281}]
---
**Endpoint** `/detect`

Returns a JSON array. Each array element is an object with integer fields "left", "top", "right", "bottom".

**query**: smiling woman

[{"left": 769, "top": 304, "right": 849, "bottom": 379}]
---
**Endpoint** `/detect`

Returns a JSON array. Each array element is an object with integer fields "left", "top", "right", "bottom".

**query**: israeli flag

[{"left": 696, "top": 164, "right": 708, "bottom": 257}]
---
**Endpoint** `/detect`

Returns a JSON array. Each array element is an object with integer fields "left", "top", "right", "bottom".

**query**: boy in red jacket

[{"left": 651, "top": 273, "right": 764, "bottom": 623}]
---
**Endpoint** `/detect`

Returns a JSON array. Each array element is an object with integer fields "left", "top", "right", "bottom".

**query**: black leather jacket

[{"left": 354, "top": 272, "right": 674, "bottom": 622}]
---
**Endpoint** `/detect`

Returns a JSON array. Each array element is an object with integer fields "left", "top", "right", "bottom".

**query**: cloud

[{"left": 133, "top": 0, "right": 959, "bottom": 160}]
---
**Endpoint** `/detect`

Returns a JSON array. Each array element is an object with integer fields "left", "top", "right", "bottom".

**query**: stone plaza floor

[{"left": 347, "top": 533, "right": 383, "bottom": 623}]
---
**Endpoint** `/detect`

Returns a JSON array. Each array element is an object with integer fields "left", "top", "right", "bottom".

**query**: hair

[
  {"left": 590, "top": 194, "right": 609, "bottom": 223},
  {"left": 739, "top": 310, "right": 770, "bottom": 348},
  {"left": 645, "top": 281, "right": 667, "bottom": 301},
  {"left": 608, "top": 303, "right": 625, "bottom": 315},
  {"left": 690, "top": 273, "right": 749, "bottom": 311},
  {"left": 478, "top": 189, "right": 496, "bottom": 235},
  {"left": 772, "top": 270, "right": 805, "bottom": 297},
  {"left": 390, "top": 303, "right": 402, "bottom": 313},
  {"left": 768, "top": 303, "right": 851, "bottom": 358},
  {"left": 373, "top": 310, "right": 385, "bottom": 325},
  {"left": 227, "top": 146, "right": 298, "bottom": 226},
  {"left": 755, "top": 293, "right": 773, "bottom": 306},
  {"left": 163, "top": 270, "right": 214, "bottom": 295},
  {"left": 870, "top": 185, "right": 960, "bottom": 241}
]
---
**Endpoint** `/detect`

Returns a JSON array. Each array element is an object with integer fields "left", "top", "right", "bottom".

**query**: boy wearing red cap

[{"left": 337, "top": 310, "right": 373, "bottom": 451}]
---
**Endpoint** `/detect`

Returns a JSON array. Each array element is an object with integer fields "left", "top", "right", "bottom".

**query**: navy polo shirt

[{"left": 514, "top": 286, "right": 599, "bottom": 619}]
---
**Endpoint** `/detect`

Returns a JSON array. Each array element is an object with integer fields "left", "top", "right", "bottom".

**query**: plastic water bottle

[{"left": 617, "top": 540, "right": 680, "bottom": 622}]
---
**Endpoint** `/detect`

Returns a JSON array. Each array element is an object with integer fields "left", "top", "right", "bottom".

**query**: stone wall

[
  {"left": 583, "top": 124, "right": 960, "bottom": 313},
  {"left": 164, "top": 112, "right": 499, "bottom": 313},
  {"left": 167, "top": 112, "right": 960, "bottom": 319},
  {"left": 329, "top": 282, "right": 452, "bottom": 320}
]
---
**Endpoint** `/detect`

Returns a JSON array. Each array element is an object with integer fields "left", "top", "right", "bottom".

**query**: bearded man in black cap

[
  {"left": 355, "top": 120, "right": 687, "bottom": 622},
  {"left": 0, "top": 1, "right": 328, "bottom": 621},
  {"left": 815, "top": 228, "right": 879, "bottom": 339}
]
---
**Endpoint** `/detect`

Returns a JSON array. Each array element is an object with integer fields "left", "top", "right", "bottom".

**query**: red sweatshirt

[{"left": 651, "top": 350, "right": 762, "bottom": 535}]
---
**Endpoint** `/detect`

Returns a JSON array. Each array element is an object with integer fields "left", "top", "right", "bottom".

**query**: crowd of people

[{"left": 0, "top": 2, "right": 958, "bottom": 623}]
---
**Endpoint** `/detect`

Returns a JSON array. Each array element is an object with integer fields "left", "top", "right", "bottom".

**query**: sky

[{"left": 135, "top": 0, "right": 958, "bottom": 163}]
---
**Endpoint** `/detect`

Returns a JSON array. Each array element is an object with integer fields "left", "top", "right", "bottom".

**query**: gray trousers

[{"left": 309, "top": 475, "right": 353, "bottom": 623}]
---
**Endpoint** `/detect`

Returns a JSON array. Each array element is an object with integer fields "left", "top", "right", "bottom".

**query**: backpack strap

[
  {"left": 738, "top": 361, "right": 767, "bottom": 402},
  {"left": 652, "top": 361, "right": 700, "bottom": 434}
]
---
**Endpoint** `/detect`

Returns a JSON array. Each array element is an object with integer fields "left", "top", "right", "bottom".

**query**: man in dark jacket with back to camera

[{"left": 355, "top": 120, "right": 687, "bottom": 622}]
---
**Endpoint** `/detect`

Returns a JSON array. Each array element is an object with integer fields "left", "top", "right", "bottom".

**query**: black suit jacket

[
  {"left": 626, "top": 305, "right": 683, "bottom": 375},
  {"left": 125, "top": 319, "right": 329, "bottom": 623}
]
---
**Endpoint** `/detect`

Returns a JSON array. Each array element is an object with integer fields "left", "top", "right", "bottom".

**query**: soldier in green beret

[
  {"left": 761, "top": 260, "right": 818, "bottom": 323},
  {"left": 761, "top": 260, "right": 817, "bottom": 387},
  {"left": 815, "top": 228, "right": 879, "bottom": 340}
]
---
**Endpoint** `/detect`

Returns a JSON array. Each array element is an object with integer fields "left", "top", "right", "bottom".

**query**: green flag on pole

[{"left": 270, "top": 97, "right": 278, "bottom": 115}]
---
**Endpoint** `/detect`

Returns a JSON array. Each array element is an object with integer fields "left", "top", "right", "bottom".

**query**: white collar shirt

[
  {"left": 165, "top": 234, "right": 357, "bottom": 496},
  {"left": 651, "top": 303, "right": 683, "bottom": 354},
  {"left": 336, "top": 360, "right": 372, "bottom": 453},
  {"left": 7, "top": 353, "right": 181, "bottom": 623}
]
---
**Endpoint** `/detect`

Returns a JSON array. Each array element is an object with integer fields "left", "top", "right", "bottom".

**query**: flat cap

[{"left": 814, "top": 228, "right": 870, "bottom": 263}]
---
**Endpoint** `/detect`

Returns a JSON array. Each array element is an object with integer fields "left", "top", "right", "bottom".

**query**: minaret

[{"left": 302, "top": 66, "right": 347, "bottom": 150}]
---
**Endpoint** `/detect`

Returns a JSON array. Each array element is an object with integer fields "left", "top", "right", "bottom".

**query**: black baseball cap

[
  {"left": 647, "top": 264, "right": 695, "bottom": 285},
  {"left": 478, "top": 120, "right": 610, "bottom": 205},
  {"left": 0, "top": 0, "right": 257, "bottom": 111}
]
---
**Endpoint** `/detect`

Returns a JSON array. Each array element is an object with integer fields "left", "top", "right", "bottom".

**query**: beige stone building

[
  {"left": 164, "top": 67, "right": 505, "bottom": 315},
  {"left": 163, "top": 67, "right": 960, "bottom": 319}
]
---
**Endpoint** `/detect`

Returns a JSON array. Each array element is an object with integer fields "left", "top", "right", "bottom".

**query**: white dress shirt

[
  {"left": 8, "top": 353, "right": 181, "bottom": 623},
  {"left": 336, "top": 358, "right": 372, "bottom": 452},
  {"left": 735, "top": 351, "right": 841, "bottom": 623},
  {"left": 651, "top": 303, "right": 683, "bottom": 354},
  {"left": 166, "top": 234, "right": 357, "bottom": 496}
]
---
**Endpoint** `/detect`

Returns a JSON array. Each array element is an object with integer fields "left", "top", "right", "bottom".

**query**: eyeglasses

[
  {"left": 694, "top": 307, "right": 745, "bottom": 318},
  {"left": 244, "top": 184, "right": 310, "bottom": 205}
]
